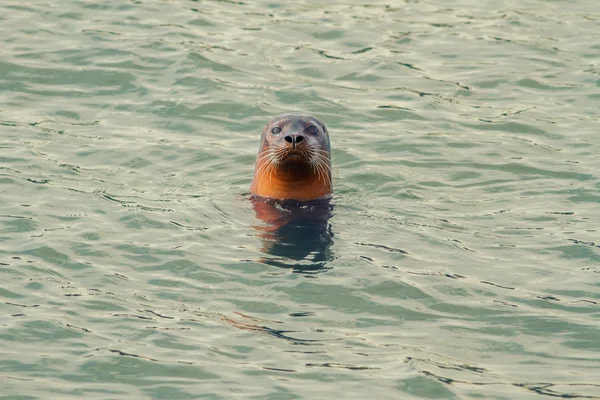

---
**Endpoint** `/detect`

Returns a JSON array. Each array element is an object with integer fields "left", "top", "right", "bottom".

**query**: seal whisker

[
  {"left": 309, "top": 147, "right": 331, "bottom": 184},
  {"left": 313, "top": 159, "right": 326, "bottom": 184},
  {"left": 254, "top": 154, "right": 278, "bottom": 188},
  {"left": 266, "top": 155, "right": 278, "bottom": 183},
  {"left": 255, "top": 151, "right": 278, "bottom": 164},
  {"left": 268, "top": 145, "right": 287, "bottom": 164},
  {"left": 318, "top": 161, "right": 330, "bottom": 184},
  {"left": 309, "top": 150, "right": 321, "bottom": 177}
]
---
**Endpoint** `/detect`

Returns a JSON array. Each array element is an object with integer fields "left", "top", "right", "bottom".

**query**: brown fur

[{"left": 250, "top": 114, "right": 332, "bottom": 201}]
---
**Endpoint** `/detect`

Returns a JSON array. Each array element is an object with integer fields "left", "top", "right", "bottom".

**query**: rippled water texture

[{"left": 2, "top": 0, "right": 600, "bottom": 398}]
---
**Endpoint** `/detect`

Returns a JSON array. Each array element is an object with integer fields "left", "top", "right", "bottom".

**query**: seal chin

[{"left": 282, "top": 152, "right": 306, "bottom": 161}]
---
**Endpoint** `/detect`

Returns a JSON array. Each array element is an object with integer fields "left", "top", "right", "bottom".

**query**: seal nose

[{"left": 284, "top": 133, "right": 304, "bottom": 147}]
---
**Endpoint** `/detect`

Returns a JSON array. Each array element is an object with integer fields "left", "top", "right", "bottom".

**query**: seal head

[{"left": 250, "top": 114, "right": 332, "bottom": 201}]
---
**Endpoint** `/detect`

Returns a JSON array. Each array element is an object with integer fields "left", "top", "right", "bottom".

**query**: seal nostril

[
  {"left": 296, "top": 136, "right": 304, "bottom": 143},
  {"left": 284, "top": 135, "right": 293, "bottom": 144}
]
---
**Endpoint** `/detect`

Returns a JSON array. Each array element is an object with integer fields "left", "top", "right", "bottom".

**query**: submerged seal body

[{"left": 250, "top": 114, "right": 332, "bottom": 201}]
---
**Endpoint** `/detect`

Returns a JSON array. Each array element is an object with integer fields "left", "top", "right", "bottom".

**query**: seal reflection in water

[{"left": 250, "top": 114, "right": 334, "bottom": 273}]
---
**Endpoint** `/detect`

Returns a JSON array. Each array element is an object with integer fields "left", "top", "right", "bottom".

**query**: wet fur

[{"left": 251, "top": 114, "right": 332, "bottom": 201}]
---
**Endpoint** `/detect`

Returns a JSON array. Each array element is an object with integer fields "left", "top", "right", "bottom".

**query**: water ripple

[{"left": 2, "top": 0, "right": 600, "bottom": 399}]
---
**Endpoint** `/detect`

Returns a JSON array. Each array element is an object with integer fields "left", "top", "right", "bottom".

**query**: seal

[{"left": 250, "top": 114, "right": 332, "bottom": 201}]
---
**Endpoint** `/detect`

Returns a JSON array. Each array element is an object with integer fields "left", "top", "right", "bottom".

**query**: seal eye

[
  {"left": 271, "top": 126, "right": 282, "bottom": 135},
  {"left": 306, "top": 125, "right": 319, "bottom": 135}
]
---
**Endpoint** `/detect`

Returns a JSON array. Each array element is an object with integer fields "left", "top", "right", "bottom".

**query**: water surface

[{"left": 2, "top": 0, "right": 600, "bottom": 399}]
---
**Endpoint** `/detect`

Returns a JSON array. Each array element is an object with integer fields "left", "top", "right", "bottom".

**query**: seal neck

[{"left": 251, "top": 160, "right": 332, "bottom": 202}]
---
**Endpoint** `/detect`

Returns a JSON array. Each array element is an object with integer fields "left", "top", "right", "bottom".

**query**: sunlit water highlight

[{"left": 1, "top": 0, "right": 600, "bottom": 399}]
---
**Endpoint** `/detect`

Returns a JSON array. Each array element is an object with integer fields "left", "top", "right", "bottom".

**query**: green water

[{"left": 2, "top": 0, "right": 600, "bottom": 398}]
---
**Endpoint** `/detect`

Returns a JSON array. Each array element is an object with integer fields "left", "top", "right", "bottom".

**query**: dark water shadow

[{"left": 251, "top": 196, "right": 334, "bottom": 274}]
